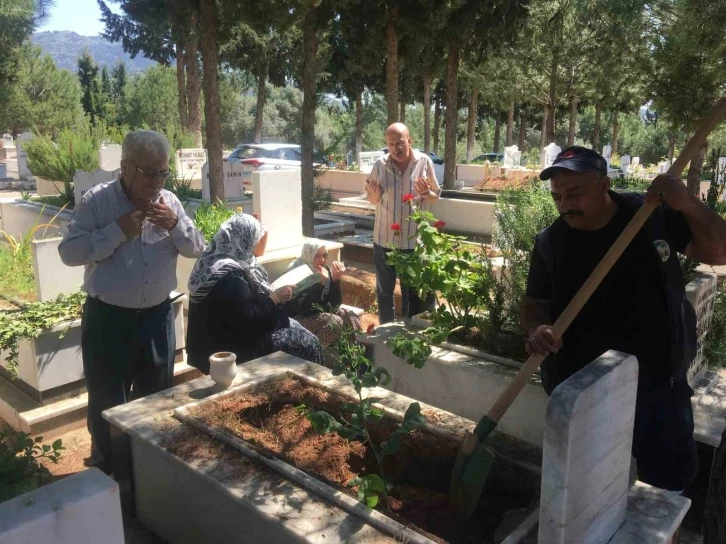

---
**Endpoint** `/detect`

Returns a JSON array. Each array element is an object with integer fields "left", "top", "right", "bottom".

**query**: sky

[{"left": 38, "top": 0, "right": 121, "bottom": 36}]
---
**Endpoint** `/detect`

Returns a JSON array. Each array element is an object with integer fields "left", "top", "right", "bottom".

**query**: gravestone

[
  {"left": 621, "top": 155, "right": 631, "bottom": 175},
  {"left": 98, "top": 143, "right": 122, "bottom": 171},
  {"left": 503, "top": 145, "right": 522, "bottom": 168},
  {"left": 175, "top": 148, "right": 207, "bottom": 180},
  {"left": 541, "top": 142, "right": 562, "bottom": 169},
  {"left": 602, "top": 145, "right": 612, "bottom": 168},
  {"left": 632, "top": 156, "right": 640, "bottom": 167},
  {"left": 358, "top": 151, "right": 385, "bottom": 174},
  {"left": 252, "top": 169, "right": 303, "bottom": 252},
  {"left": 539, "top": 350, "right": 638, "bottom": 544},
  {"left": 201, "top": 161, "right": 244, "bottom": 201},
  {"left": 717, "top": 157, "right": 726, "bottom": 184},
  {"left": 685, "top": 273, "right": 717, "bottom": 386},
  {"left": 16, "top": 131, "right": 34, "bottom": 181},
  {"left": 73, "top": 169, "right": 120, "bottom": 204},
  {"left": 1, "top": 134, "right": 13, "bottom": 148}
]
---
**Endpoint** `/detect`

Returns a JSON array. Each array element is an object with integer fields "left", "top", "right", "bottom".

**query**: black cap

[{"left": 540, "top": 145, "right": 608, "bottom": 180}]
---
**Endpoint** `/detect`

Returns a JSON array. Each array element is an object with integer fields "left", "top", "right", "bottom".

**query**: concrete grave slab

[
  {"left": 253, "top": 169, "right": 304, "bottom": 251},
  {"left": 98, "top": 144, "right": 122, "bottom": 171},
  {"left": 73, "top": 169, "right": 119, "bottom": 204}
]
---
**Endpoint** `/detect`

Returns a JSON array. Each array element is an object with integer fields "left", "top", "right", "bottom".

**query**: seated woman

[
  {"left": 186, "top": 214, "right": 323, "bottom": 373},
  {"left": 286, "top": 241, "right": 362, "bottom": 348}
]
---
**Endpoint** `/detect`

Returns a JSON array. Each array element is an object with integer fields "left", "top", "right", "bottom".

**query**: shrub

[
  {"left": 313, "top": 180, "right": 333, "bottom": 211},
  {"left": 611, "top": 175, "right": 651, "bottom": 192},
  {"left": 193, "top": 201, "right": 235, "bottom": 243},
  {"left": 0, "top": 430, "right": 64, "bottom": 503},
  {"left": 165, "top": 176, "right": 203, "bottom": 202}
]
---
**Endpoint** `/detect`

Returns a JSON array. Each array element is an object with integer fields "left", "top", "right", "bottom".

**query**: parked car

[
  {"left": 469, "top": 152, "right": 504, "bottom": 164},
  {"left": 225, "top": 143, "right": 329, "bottom": 189},
  {"left": 379, "top": 148, "right": 445, "bottom": 182}
]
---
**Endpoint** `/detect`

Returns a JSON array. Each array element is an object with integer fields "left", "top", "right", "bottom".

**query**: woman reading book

[
  {"left": 185, "top": 214, "right": 323, "bottom": 373},
  {"left": 286, "top": 241, "right": 362, "bottom": 347}
]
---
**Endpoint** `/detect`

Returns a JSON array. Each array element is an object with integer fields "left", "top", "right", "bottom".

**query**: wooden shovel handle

[{"left": 485, "top": 96, "right": 726, "bottom": 426}]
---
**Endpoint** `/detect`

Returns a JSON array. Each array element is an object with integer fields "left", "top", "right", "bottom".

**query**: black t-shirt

[{"left": 526, "top": 199, "right": 692, "bottom": 391}]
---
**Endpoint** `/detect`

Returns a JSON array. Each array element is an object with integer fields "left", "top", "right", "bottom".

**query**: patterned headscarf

[
  {"left": 287, "top": 240, "right": 325, "bottom": 271},
  {"left": 188, "top": 214, "right": 271, "bottom": 303}
]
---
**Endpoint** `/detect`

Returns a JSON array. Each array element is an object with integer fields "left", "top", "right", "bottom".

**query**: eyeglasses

[
  {"left": 128, "top": 161, "right": 171, "bottom": 182},
  {"left": 389, "top": 142, "right": 408, "bottom": 149}
]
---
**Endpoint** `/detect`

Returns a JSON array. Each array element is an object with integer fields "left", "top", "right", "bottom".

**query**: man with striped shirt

[{"left": 364, "top": 123, "right": 441, "bottom": 323}]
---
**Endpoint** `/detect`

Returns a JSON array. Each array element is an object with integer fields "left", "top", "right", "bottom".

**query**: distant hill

[{"left": 31, "top": 31, "right": 156, "bottom": 74}]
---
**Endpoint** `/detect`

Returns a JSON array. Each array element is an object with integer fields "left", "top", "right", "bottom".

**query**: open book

[{"left": 270, "top": 265, "right": 323, "bottom": 298}]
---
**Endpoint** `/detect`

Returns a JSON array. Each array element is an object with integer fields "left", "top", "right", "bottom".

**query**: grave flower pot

[{"left": 208, "top": 352, "right": 236, "bottom": 389}]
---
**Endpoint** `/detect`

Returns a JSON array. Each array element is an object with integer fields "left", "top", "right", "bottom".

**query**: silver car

[{"left": 225, "top": 143, "right": 328, "bottom": 189}]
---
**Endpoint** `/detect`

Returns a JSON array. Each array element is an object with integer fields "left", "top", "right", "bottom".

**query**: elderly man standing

[
  {"left": 364, "top": 123, "right": 441, "bottom": 323},
  {"left": 59, "top": 130, "right": 205, "bottom": 474}
]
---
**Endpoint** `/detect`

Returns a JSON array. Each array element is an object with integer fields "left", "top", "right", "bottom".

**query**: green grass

[
  {"left": 0, "top": 244, "right": 36, "bottom": 303},
  {"left": 193, "top": 201, "right": 235, "bottom": 243}
]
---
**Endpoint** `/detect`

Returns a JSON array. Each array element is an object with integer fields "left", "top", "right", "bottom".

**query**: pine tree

[
  {"left": 112, "top": 61, "right": 127, "bottom": 100},
  {"left": 77, "top": 50, "right": 101, "bottom": 124},
  {"left": 101, "top": 65, "right": 112, "bottom": 98}
]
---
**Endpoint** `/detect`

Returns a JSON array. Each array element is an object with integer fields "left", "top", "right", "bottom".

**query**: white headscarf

[
  {"left": 188, "top": 214, "right": 271, "bottom": 303},
  {"left": 287, "top": 240, "right": 326, "bottom": 271}
]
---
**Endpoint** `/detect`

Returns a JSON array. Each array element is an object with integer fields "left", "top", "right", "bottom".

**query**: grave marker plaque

[
  {"left": 73, "top": 169, "right": 120, "bottom": 204},
  {"left": 503, "top": 145, "right": 522, "bottom": 168},
  {"left": 175, "top": 148, "right": 207, "bottom": 180},
  {"left": 201, "top": 161, "right": 245, "bottom": 201},
  {"left": 358, "top": 151, "right": 385, "bottom": 174}
]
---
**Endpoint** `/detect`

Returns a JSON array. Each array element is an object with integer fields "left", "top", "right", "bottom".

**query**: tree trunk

[
  {"left": 443, "top": 40, "right": 460, "bottom": 189},
  {"left": 355, "top": 91, "right": 363, "bottom": 164},
  {"left": 518, "top": 110, "right": 526, "bottom": 150},
  {"left": 505, "top": 99, "right": 514, "bottom": 147},
  {"left": 686, "top": 142, "right": 708, "bottom": 198},
  {"left": 433, "top": 97, "right": 441, "bottom": 155},
  {"left": 592, "top": 102, "right": 602, "bottom": 150},
  {"left": 567, "top": 95, "right": 578, "bottom": 146},
  {"left": 539, "top": 104, "right": 548, "bottom": 151},
  {"left": 254, "top": 65, "right": 266, "bottom": 144},
  {"left": 493, "top": 112, "right": 501, "bottom": 153},
  {"left": 301, "top": 5, "right": 319, "bottom": 237},
  {"left": 612, "top": 110, "right": 619, "bottom": 156},
  {"left": 199, "top": 0, "right": 223, "bottom": 200},
  {"left": 423, "top": 68, "right": 432, "bottom": 153},
  {"left": 466, "top": 86, "right": 478, "bottom": 161},
  {"left": 668, "top": 132, "right": 676, "bottom": 162},
  {"left": 704, "top": 427, "right": 726, "bottom": 544},
  {"left": 386, "top": 6, "right": 399, "bottom": 125},
  {"left": 184, "top": 19, "right": 202, "bottom": 148},
  {"left": 175, "top": 40, "right": 188, "bottom": 133},
  {"left": 546, "top": 55, "right": 557, "bottom": 144},
  {"left": 399, "top": 100, "right": 405, "bottom": 123}
]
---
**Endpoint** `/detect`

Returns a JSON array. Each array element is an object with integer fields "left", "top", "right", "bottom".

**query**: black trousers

[{"left": 81, "top": 296, "right": 175, "bottom": 474}]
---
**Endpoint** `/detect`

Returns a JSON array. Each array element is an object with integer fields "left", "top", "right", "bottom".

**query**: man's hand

[
  {"left": 646, "top": 172, "right": 695, "bottom": 212},
  {"left": 414, "top": 176, "right": 431, "bottom": 196},
  {"left": 330, "top": 261, "right": 346, "bottom": 281},
  {"left": 525, "top": 325, "right": 562, "bottom": 357},
  {"left": 145, "top": 196, "right": 179, "bottom": 231},
  {"left": 117, "top": 210, "right": 145, "bottom": 240},
  {"left": 270, "top": 285, "right": 296, "bottom": 304},
  {"left": 365, "top": 178, "right": 381, "bottom": 196}
]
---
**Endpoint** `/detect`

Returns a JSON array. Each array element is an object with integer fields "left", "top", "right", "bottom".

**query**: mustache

[{"left": 560, "top": 210, "right": 584, "bottom": 217}]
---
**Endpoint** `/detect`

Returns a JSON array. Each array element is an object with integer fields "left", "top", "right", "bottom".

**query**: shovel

[{"left": 450, "top": 97, "right": 726, "bottom": 520}]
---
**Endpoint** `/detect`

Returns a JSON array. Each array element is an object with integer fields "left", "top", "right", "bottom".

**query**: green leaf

[
  {"left": 348, "top": 474, "right": 386, "bottom": 508},
  {"left": 52, "top": 439, "right": 62, "bottom": 450}
]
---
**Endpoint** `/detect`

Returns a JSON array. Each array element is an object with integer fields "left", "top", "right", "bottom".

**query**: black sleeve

[
  {"left": 210, "top": 271, "right": 280, "bottom": 335},
  {"left": 324, "top": 279, "right": 343, "bottom": 309},
  {"left": 525, "top": 242, "right": 552, "bottom": 300},
  {"left": 285, "top": 282, "right": 326, "bottom": 317},
  {"left": 662, "top": 204, "right": 692, "bottom": 254}
]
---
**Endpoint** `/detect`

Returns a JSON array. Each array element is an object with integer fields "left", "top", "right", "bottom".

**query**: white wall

[
  {"left": 315, "top": 170, "right": 368, "bottom": 199},
  {"left": 32, "top": 238, "right": 84, "bottom": 302},
  {"left": 0, "top": 201, "right": 71, "bottom": 241}
]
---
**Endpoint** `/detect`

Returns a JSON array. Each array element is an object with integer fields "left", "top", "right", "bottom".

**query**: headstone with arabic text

[{"left": 175, "top": 148, "right": 207, "bottom": 180}]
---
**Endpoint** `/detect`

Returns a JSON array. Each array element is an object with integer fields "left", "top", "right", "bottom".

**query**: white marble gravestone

[
  {"left": 358, "top": 151, "right": 385, "bottom": 174},
  {"left": 202, "top": 161, "right": 245, "bottom": 201},
  {"left": 602, "top": 145, "right": 612, "bottom": 168},
  {"left": 539, "top": 350, "right": 638, "bottom": 544},
  {"left": 503, "top": 145, "right": 522, "bottom": 168},
  {"left": 542, "top": 143, "right": 562, "bottom": 169},
  {"left": 175, "top": 148, "right": 207, "bottom": 180},
  {"left": 98, "top": 143, "right": 122, "bottom": 171},
  {"left": 16, "top": 131, "right": 34, "bottom": 181},
  {"left": 632, "top": 157, "right": 640, "bottom": 167},
  {"left": 685, "top": 273, "right": 717, "bottom": 386},
  {"left": 621, "top": 155, "right": 631, "bottom": 175},
  {"left": 717, "top": 157, "right": 726, "bottom": 184},
  {"left": 73, "top": 169, "right": 120, "bottom": 204},
  {"left": 2, "top": 134, "right": 13, "bottom": 148},
  {"left": 253, "top": 169, "right": 304, "bottom": 251}
]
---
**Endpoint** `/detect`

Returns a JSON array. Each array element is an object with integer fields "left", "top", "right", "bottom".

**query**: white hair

[{"left": 121, "top": 130, "right": 170, "bottom": 162}]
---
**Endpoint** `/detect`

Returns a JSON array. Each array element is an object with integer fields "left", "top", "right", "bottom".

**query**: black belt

[{"left": 90, "top": 295, "right": 176, "bottom": 315}]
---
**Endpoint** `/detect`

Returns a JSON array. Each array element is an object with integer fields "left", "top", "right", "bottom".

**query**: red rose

[
  {"left": 433, "top": 220, "right": 446, "bottom": 230},
  {"left": 391, "top": 223, "right": 402, "bottom": 232},
  {"left": 402, "top": 193, "right": 415, "bottom": 203},
  {"left": 366, "top": 324, "right": 376, "bottom": 335}
]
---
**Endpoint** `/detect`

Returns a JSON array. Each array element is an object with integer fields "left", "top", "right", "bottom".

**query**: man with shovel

[{"left": 521, "top": 145, "right": 726, "bottom": 493}]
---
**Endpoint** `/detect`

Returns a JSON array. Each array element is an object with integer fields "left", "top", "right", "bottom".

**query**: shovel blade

[{"left": 450, "top": 440, "right": 496, "bottom": 520}]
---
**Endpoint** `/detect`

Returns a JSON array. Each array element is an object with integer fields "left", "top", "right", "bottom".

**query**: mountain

[{"left": 31, "top": 31, "right": 156, "bottom": 74}]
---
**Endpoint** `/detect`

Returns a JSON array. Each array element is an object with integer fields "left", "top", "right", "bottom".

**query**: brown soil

[
  {"left": 192, "top": 377, "right": 539, "bottom": 543},
  {"left": 448, "top": 327, "right": 528, "bottom": 363},
  {"left": 330, "top": 204, "right": 375, "bottom": 217}
]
